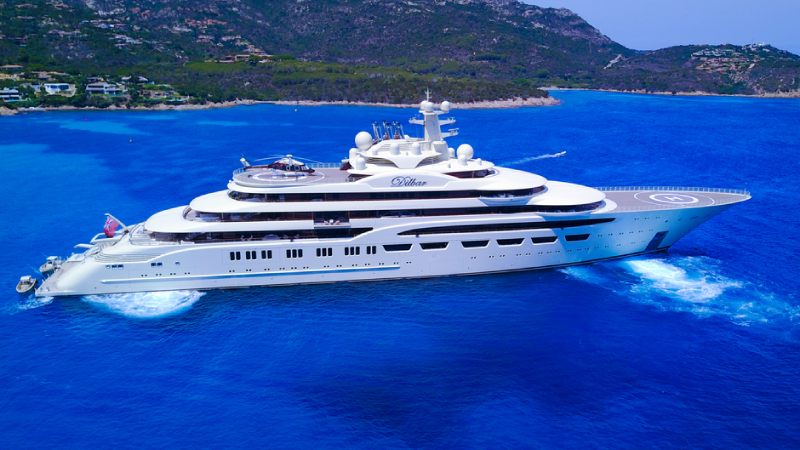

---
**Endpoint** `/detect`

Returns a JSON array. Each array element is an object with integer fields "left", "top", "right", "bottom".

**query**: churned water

[{"left": 1, "top": 91, "right": 799, "bottom": 448}]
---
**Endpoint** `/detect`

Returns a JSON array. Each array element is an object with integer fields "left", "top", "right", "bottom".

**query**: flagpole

[{"left": 104, "top": 212, "right": 129, "bottom": 234}]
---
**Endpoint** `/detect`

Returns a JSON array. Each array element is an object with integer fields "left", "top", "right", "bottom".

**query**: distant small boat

[{"left": 16, "top": 276, "right": 37, "bottom": 295}]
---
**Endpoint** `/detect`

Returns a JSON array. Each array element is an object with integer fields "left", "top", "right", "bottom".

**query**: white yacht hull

[{"left": 36, "top": 201, "right": 734, "bottom": 297}]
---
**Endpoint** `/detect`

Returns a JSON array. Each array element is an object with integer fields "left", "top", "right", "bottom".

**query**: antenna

[
  {"left": 425, "top": 87, "right": 431, "bottom": 102},
  {"left": 372, "top": 122, "right": 380, "bottom": 140}
]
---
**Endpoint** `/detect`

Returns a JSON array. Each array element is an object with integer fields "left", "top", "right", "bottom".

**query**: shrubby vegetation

[{"left": 1, "top": 0, "right": 798, "bottom": 106}]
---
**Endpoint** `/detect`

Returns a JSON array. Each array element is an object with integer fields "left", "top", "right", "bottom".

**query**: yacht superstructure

[{"left": 34, "top": 98, "right": 749, "bottom": 297}]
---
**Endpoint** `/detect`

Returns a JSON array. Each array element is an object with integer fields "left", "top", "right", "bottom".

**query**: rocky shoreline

[
  {"left": 5, "top": 88, "right": 798, "bottom": 117},
  {"left": 546, "top": 87, "right": 800, "bottom": 99},
  {"left": 0, "top": 96, "right": 560, "bottom": 116},
  {"left": 271, "top": 96, "right": 560, "bottom": 109}
]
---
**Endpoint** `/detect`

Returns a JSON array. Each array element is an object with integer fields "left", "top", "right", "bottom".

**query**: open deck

[
  {"left": 232, "top": 165, "right": 352, "bottom": 188},
  {"left": 600, "top": 186, "right": 751, "bottom": 211}
]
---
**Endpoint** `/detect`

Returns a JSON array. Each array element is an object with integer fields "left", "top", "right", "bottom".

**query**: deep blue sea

[{"left": 1, "top": 91, "right": 799, "bottom": 448}]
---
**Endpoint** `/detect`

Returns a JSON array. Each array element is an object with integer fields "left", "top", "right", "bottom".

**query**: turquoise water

[{"left": 1, "top": 91, "right": 799, "bottom": 447}]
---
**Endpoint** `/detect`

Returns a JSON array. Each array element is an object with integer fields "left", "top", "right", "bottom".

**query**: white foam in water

[
  {"left": 505, "top": 151, "right": 567, "bottom": 166},
  {"left": 82, "top": 290, "right": 204, "bottom": 319},
  {"left": 17, "top": 295, "right": 54, "bottom": 311},
  {"left": 624, "top": 259, "right": 741, "bottom": 304},
  {"left": 562, "top": 256, "right": 798, "bottom": 326}
]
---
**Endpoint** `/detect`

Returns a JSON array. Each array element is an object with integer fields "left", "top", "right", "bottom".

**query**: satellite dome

[
  {"left": 440, "top": 101, "right": 451, "bottom": 112},
  {"left": 411, "top": 142, "right": 421, "bottom": 155},
  {"left": 420, "top": 101, "right": 434, "bottom": 112},
  {"left": 355, "top": 131, "right": 373, "bottom": 151},
  {"left": 349, "top": 148, "right": 359, "bottom": 160},
  {"left": 448, "top": 147, "right": 456, "bottom": 158},
  {"left": 456, "top": 144, "right": 474, "bottom": 160},
  {"left": 390, "top": 142, "right": 400, "bottom": 155}
]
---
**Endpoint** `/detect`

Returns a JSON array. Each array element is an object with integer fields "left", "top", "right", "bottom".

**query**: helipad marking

[{"left": 648, "top": 193, "right": 699, "bottom": 205}]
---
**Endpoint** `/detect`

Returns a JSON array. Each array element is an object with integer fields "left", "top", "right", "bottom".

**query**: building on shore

[
  {"left": 86, "top": 82, "right": 126, "bottom": 96},
  {"left": 141, "top": 87, "right": 188, "bottom": 102},
  {"left": 121, "top": 75, "right": 150, "bottom": 84},
  {"left": 0, "top": 65, "right": 24, "bottom": 73},
  {"left": 217, "top": 53, "right": 273, "bottom": 63},
  {"left": 44, "top": 83, "right": 76, "bottom": 96},
  {"left": 0, "top": 88, "right": 22, "bottom": 102}
]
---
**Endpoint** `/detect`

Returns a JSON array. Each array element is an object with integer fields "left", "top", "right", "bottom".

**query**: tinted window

[
  {"left": 497, "top": 238, "right": 524, "bottom": 246},
  {"left": 400, "top": 219, "right": 613, "bottom": 236},
  {"left": 461, "top": 240, "right": 489, "bottom": 248},
  {"left": 565, "top": 234, "right": 590, "bottom": 242},
  {"left": 383, "top": 244, "right": 412, "bottom": 252}
]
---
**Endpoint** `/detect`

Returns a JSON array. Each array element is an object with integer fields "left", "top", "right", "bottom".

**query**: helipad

[{"left": 598, "top": 187, "right": 750, "bottom": 211}]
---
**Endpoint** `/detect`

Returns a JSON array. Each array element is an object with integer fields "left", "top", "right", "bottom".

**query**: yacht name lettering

[{"left": 391, "top": 177, "right": 428, "bottom": 187}]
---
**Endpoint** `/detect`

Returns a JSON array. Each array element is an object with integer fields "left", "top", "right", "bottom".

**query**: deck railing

[
  {"left": 308, "top": 162, "right": 342, "bottom": 169},
  {"left": 594, "top": 186, "right": 750, "bottom": 196}
]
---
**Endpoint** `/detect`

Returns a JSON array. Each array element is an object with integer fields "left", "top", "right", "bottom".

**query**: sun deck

[{"left": 600, "top": 187, "right": 751, "bottom": 211}]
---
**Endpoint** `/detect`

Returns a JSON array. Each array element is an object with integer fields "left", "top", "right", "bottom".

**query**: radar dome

[
  {"left": 440, "top": 101, "right": 451, "bottom": 112},
  {"left": 456, "top": 144, "right": 474, "bottom": 160},
  {"left": 355, "top": 131, "right": 373, "bottom": 151},
  {"left": 420, "top": 101, "right": 434, "bottom": 112}
]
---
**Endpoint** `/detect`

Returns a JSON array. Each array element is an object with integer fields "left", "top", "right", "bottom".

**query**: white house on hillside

[
  {"left": 86, "top": 82, "right": 125, "bottom": 96},
  {"left": 44, "top": 83, "right": 76, "bottom": 96},
  {"left": 0, "top": 88, "right": 22, "bottom": 102}
]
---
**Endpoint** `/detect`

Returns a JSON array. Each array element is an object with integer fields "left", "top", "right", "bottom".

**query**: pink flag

[{"left": 103, "top": 216, "right": 120, "bottom": 238}]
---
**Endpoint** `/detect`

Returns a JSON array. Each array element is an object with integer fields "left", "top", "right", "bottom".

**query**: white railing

[
  {"left": 308, "top": 162, "right": 341, "bottom": 169},
  {"left": 594, "top": 186, "right": 750, "bottom": 196}
]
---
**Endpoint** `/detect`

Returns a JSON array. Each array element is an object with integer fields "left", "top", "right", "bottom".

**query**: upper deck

[
  {"left": 232, "top": 165, "right": 353, "bottom": 188},
  {"left": 600, "top": 187, "right": 750, "bottom": 211}
]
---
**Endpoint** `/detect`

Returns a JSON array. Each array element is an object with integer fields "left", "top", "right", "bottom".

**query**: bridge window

[
  {"left": 186, "top": 202, "right": 605, "bottom": 223},
  {"left": 227, "top": 187, "right": 543, "bottom": 203}
]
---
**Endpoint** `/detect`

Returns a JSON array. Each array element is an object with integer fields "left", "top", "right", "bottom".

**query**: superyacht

[{"left": 32, "top": 97, "right": 749, "bottom": 297}]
